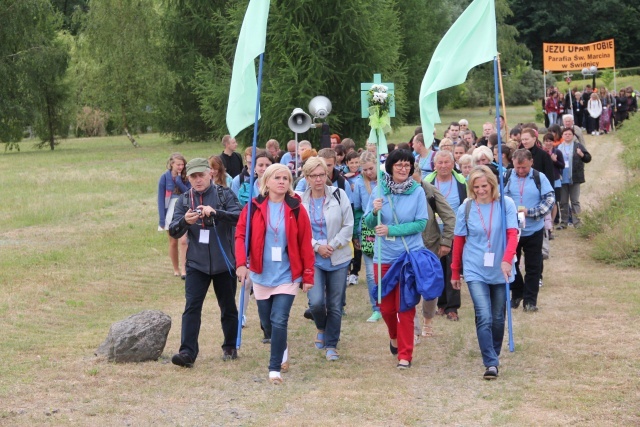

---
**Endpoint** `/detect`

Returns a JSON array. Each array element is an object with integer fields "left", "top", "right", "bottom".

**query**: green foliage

[
  {"left": 600, "top": 69, "right": 615, "bottom": 89},
  {"left": 74, "top": 0, "right": 173, "bottom": 140},
  {"left": 0, "top": 0, "right": 69, "bottom": 145},
  {"left": 33, "top": 33, "right": 74, "bottom": 150},
  {"left": 579, "top": 114, "right": 640, "bottom": 267},
  {"left": 157, "top": 0, "right": 227, "bottom": 142},
  {"left": 194, "top": 0, "right": 406, "bottom": 146},
  {"left": 396, "top": 0, "right": 451, "bottom": 123},
  {"left": 506, "top": 0, "right": 640, "bottom": 69}
]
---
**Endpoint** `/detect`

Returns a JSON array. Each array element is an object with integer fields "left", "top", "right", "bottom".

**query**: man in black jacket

[{"left": 169, "top": 158, "right": 242, "bottom": 367}]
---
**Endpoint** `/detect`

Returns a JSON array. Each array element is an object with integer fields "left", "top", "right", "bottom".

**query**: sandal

[
  {"left": 268, "top": 374, "right": 283, "bottom": 385},
  {"left": 281, "top": 346, "right": 289, "bottom": 373},
  {"left": 314, "top": 332, "right": 325, "bottom": 349},
  {"left": 325, "top": 348, "right": 339, "bottom": 361},
  {"left": 421, "top": 324, "right": 434, "bottom": 337}
]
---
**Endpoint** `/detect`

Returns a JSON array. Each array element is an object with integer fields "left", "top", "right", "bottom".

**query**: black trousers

[
  {"left": 511, "top": 228, "right": 544, "bottom": 306},
  {"left": 179, "top": 266, "right": 238, "bottom": 359},
  {"left": 437, "top": 250, "right": 460, "bottom": 313}
]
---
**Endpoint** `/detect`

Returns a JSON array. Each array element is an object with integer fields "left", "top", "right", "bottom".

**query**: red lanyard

[
  {"left": 436, "top": 177, "right": 453, "bottom": 198},
  {"left": 517, "top": 175, "right": 527, "bottom": 205},
  {"left": 310, "top": 197, "right": 326, "bottom": 239},
  {"left": 475, "top": 201, "right": 494, "bottom": 249},
  {"left": 189, "top": 190, "right": 205, "bottom": 229},
  {"left": 266, "top": 201, "right": 285, "bottom": 243}
]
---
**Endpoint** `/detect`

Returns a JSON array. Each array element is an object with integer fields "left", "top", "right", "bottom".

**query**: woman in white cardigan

[
  {"left": 587, "top": 92, "right": 602, "bottom": 136},
  {"left": 300, "top": 157, "right": 354, "bottom": 361}
]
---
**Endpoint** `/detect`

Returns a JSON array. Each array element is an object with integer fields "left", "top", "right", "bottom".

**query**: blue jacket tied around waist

[{"left": 370, "top": 248, "right": 444, "bottom": 312}]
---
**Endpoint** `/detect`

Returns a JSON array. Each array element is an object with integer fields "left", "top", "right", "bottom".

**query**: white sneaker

[
  {"left": 241, "top": 315, "right": 246, "bottom": 328},
  {"left": 347, "top": 274, "right": 358, "bottom": 285},
  {"left": 591, "top": 131, "right": 596, "bottom": 135}
]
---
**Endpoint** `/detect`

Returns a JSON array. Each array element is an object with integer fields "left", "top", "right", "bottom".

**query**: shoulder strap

[
  {"left": 464, "top": 199, "right": 472, "bottom": 234},
  {"left": 332, "top": 188, "right": 341, "bottom": 204},
  {"left": 506, "top": 168, "right": 541, "bottom": 195},
  {"left": 216, "top": 184, "right": 227, "bottom": 210}
]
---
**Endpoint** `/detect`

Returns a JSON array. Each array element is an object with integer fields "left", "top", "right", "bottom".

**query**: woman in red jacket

[{"left": 235, "top": 163, "right": 314, "bottom": 384}]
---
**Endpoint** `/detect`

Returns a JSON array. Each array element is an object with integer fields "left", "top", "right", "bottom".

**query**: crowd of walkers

[
  {"left": 157, "top": 112, "right": 607, "bottom": 383},
  {"left": 545, "top": 84, "right": 637, "bottom": 135}
]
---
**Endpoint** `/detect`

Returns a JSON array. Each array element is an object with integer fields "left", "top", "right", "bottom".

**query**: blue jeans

[
  {"left": 467, "top": 281, "right": 506, "bottom": 367},
  {"left": 256, "top": 293, "right": 295, "bottom": 372},
  {"left": 309, "top": 266, "right": 348, "bottom": 348},
  {"left": 548, "top": 112, "right": 558, "bottom": 126},
  {"left": 363, "top": 255, "right": 380, "bottom": 312}
]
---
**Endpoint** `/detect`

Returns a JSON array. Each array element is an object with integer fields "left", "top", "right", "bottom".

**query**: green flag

[
  {"left": 226, "top": 0, "right": 271, "bottom": 138},
  {"left": 419, "top": 0, "right": 497, "bottom": 147}
]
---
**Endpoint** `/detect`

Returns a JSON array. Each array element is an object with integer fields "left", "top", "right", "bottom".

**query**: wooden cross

[{"left": 360, "top": 73, "right": 395, "bottom": 118}]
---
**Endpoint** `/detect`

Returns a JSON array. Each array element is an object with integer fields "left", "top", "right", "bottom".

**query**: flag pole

[
  {"left": 493, "top": 56, "right": 515, "bottom": 352},
  {"left": 237, "top": 53, "right": 265, "bottom": 349},
  {"left": 497, "top": 54, "right": 509, "bottom": 135}
]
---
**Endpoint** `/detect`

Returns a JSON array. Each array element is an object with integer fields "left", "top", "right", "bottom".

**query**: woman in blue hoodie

[
  {"left": 364, "top": 149, "right": 428, "bottom": 369},
  {"left": 157, "top": 153, "right": 190, "bottom": 278}
]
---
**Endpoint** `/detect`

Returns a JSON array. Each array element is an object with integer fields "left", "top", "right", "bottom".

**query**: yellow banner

[{"left": 543, "top": 39, "right": 615, "bottom": 72}]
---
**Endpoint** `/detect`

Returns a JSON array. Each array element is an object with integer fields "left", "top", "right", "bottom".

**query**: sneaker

[
  {"left": 171, "top": 352, "right": 194, "bottom": 368},
  {"left": 539, "top": 278, "right": 543, "bottom": 287},
  {"left": 511, "top": 298, "right": 523, "bottom": 309},
  {"left": 523, "top": 304, "right": 539, "bottom": 312},
  {"left": 556, "top": 224, "right": 566, "bottom": 230},
  {"left": 414, "top": 335, "right": 421, "bottom": 345},
  {"left": 483, "top": 366, "right": 499, "bottom": 380},
  {"left": 303, "top": 308, "right": 313, "bottom": 320},
  {"left": 222, "top": 348, "right": 238, "bottom": 361},
  {"left": 241, "top": 314, "right": 246, "bottom": 328},
  {"left": 366, "top": 311, "right": 382, "bottom": 322},
  {"left": 347, "top": 274, "right": 358, "bottom": 286}
]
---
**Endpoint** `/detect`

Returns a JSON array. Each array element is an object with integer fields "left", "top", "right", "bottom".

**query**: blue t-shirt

[
  {"left": 250, "top": 201, "right": 301, "bottom": 286},
  {"left": 433, "top": 177, "right": 461, "bottom": 213},
  {"left": 415, "top": 151, "right": 435, "bottom": 180},
  {"left": 353, "top": 178, "right": 377, "bottom": 234},
  {"left": 309, "top": 196, "right": 350, "bottom": 271},
  {"left": 295, "top": 176, "right": 354, "bottom": 202},
  {"left": 503, "top": 169, "right": 554, "bottom": 236},
  {"left": 559, "top": 142, "right": 573, "bottom": 184},
  {"left": 454, "top": 197, "right": 518, "bottom": 284},
  {"left": 364, "top": 184, "right": 428, "bottom": 264}
]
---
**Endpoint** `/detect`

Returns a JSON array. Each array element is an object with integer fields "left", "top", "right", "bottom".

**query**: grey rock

[{"left": 95, "top": 310, "right": 171, "bottom": 363}]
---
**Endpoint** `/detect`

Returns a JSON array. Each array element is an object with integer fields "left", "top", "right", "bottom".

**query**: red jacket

[{"left": 235, "top": 193, "right": 314, "bottom": 284}]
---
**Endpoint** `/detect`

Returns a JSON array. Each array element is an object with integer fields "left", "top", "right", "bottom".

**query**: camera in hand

[{"left": 194, "top": 209, "right": 202, "bottom": 216}]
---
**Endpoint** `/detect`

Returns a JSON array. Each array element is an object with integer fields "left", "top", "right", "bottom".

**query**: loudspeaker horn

[
  {"left": 308, "top": 96, "right": 332, "bottom": 119},
  {"left": 287, "top": 108, "right": 312, "bottom": 133}
]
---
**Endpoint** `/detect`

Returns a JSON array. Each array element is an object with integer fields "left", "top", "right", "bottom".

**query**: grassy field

[{"left": 1, "top": 110, "right": 639, "bottom": 426}]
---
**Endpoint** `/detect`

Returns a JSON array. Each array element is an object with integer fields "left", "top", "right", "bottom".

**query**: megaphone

[
  {"left": 308, "top": 96, "right": 332, "bottom": 119},
  {"left": 288, "top": 108, "right": 312, "bottom": 133}
]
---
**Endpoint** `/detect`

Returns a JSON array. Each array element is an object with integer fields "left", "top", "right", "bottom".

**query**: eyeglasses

[
  {"left": 308, "top": 173, "right": 327, "bottom": 180},
  {"left": 393, "top": 164, "right": 412, "bottom": 171}
]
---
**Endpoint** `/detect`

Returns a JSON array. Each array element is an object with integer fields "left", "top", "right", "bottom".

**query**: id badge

[
  {"left": 564, "top": 162, "right": 570, "bottom": 169},
  {"left": 199, "top": 229, "right": 210, "bottom": 244},
  {"left": 484, "top": 252, "right": 495, "bottom": 267},
  {"left": 385, "top": 236, "right": 395, "bottom": 241},
  {"left": 272, "top": 247, "right": 283, "bottom": 262}
]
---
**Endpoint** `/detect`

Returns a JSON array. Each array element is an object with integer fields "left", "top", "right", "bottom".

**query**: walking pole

[
  {"left": 494, "top": 56, "right": 515, "bottom": 352},
  {"left": 237, "top": 53, "right": 265, "bottom": 349},
  {"left": 376, "top": 128, "right": 382, "bottom": 304}
]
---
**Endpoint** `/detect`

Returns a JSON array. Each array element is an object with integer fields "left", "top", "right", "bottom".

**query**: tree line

[{"left": 1, "top": 0, "right": 638, "bottom": 150}]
